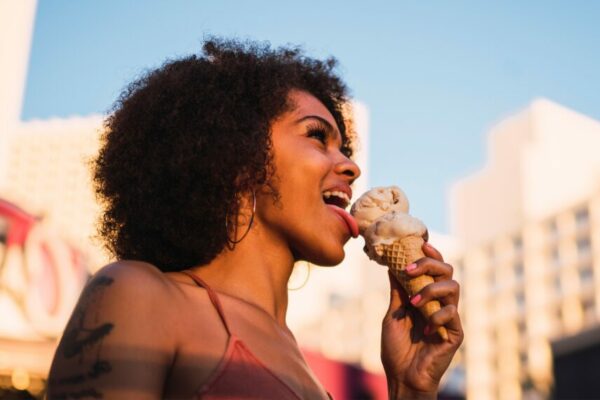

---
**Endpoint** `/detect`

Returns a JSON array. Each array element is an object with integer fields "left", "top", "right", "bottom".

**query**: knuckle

[
  {"left": 451, "top": 280, "right": 460, "bottom": 292},
  {"left": 446, "top": 304, "right": 457, "bottom": 314},
  {"left": 415, "top": 257, "right": 427, "bottom": 266},
  {"left": 431, "top": 309, "right": 446, "bottom": 326},
  {"left": 419, "top": 283, "right": 434, "bottom": 298}
]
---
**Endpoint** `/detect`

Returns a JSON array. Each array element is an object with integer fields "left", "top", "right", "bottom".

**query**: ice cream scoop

[
  {"left": 351, "top": 186, "right": 448, "bottom": 341},
  {"left": 350, "top": 186, "right": 409, "bottom": 233}
]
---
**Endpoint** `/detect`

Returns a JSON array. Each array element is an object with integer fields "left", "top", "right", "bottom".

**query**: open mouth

[
  {"left": 322, "top": 190, "right": 350, "bottom": 210},
  {"left": 322, "top": 190, "right": 359, "bottom": 237}
]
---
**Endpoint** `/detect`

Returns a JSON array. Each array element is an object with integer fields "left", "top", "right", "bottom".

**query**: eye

[{"left": 307, "top": 127, "right": 327, "bottom": 145}]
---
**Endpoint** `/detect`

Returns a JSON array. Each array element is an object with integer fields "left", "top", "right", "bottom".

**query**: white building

[{"left": 451, "top": 99, "right": 600, "bottom": 399}]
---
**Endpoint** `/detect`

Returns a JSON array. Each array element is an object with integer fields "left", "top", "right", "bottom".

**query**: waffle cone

[{"left": 377, "top": 236, "right": 448, "bottom": 341}]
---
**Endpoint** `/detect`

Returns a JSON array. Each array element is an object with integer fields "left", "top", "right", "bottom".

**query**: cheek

[
  {"left": 280, "top": 146, "right": 332, "bottom": 181},
  {"left": 279, "top": 152, "right": 331, "bottom": 204},
  {"left": 258, "top": 149, "right": 331, "bottom": 225}
]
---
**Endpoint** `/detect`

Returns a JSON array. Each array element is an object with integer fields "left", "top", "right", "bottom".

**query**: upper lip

[{"left": 322, "top": 184, "right": 353, "bottom": 209}]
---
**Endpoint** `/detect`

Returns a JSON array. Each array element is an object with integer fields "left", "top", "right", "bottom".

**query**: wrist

[{"left": 387, "top": 379, "right": 437, "bottom": 400}]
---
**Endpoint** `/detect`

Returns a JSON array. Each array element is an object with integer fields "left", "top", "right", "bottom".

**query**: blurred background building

[
  {"left": 451, "top": 99, "right": 600, "bottom": 399},
  {"left": 3, "top": 1, "right": 600, "bottom": 399},
  {"left": 0, "top": 1, "right": 99, "bottom": 397}
]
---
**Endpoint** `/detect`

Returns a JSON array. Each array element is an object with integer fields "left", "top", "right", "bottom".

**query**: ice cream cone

[{"left": 376, "top": 236, "right": 449, "bottom": 341}]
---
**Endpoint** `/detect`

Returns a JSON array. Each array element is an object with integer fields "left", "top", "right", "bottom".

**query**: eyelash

[
  {"left": 306, "top": 122, "right": 350, "bottom": 157},
  {"left": 306, "top": 124, "right": 329, "bottom": 145}
]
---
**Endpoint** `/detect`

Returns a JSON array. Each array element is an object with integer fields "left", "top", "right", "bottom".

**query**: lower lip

[{"left": 326, "top": 204, "right": 359, "bottom": 238}]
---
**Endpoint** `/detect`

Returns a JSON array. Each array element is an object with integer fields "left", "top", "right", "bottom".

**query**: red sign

[{"left": 0, "top": 199, "right": 88, "bottom": 339}]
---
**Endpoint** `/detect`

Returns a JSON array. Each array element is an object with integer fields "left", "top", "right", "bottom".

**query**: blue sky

[{"left": 23, "top": 0, "right": 600, "bottom": 233}]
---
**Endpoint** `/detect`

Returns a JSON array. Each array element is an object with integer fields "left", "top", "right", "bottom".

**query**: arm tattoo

[
  {"left": 51, "top": 276, "right": 115, "bottom": 398},
  {"left": 62, "top": 323, "right": 114, "bottom": 359}
]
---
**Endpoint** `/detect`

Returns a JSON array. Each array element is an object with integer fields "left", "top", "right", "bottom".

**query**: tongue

[{"left": 327, "top": 204, "right": 359, "bottom": 238}]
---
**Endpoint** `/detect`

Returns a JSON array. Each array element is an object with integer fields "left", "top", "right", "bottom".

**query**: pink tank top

[{"left": 181, "top": 271, "right": 332, "bottom": 400}]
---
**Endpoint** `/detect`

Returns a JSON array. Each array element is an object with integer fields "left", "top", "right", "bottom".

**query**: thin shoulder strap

[{"left": 181, "top": 270, "right": 231, "bottom": 336}]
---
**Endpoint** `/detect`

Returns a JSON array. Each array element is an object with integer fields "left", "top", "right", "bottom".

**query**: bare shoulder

[
  {"left": 47, "top": 260, "right": 181, "bottom": 399},
  {"left": 105, "top": 260, "right": 197, "bottom": 302},
  {"left": 97, "top": 259, "right": 177, "bottom": 289},
  {"left": 74, "top": 261, "right": 186, "bottom": 324}
]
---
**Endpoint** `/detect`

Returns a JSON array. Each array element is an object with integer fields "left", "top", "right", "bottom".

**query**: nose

[{"left": 334, "top": 155, "right": 361, "bottom": 185}]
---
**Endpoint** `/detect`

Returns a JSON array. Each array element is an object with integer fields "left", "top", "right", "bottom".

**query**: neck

[{"left": 188, "top": 224, "right": 295, "bottom": 327}]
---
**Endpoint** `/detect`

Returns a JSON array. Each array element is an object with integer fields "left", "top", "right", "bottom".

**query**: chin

[
  {"left": 305, "top": 247, "right": 346, "bottom": 267},
  {"left": 292, "top": 235, "right": 347, "bottom": 266}
]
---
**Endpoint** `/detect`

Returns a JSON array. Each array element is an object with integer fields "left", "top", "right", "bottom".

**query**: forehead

[{"left": 287, "top": 90, "right": 339, "bottom": 130}]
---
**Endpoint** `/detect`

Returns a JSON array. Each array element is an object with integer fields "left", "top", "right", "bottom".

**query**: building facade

[{"left": 452, "top": 99, "right": 600, "bottom": 399}]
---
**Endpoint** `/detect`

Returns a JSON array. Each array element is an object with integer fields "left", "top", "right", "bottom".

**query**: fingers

[
  {"left": 406, "top": 256, "right": 453, "bottom": 282},
  {"left": 423, "top": 304, "right": 464, "bottom": 344},
  {"left": 409, "top": 279, "right": 460, "bottom": 308},
  {"left": 406, "top": 244, "right": 462, "bottom": 342},
  {"left": 387, "top": 241, "right": 463, "bottom": 342},
  {"left": 408, "top": 242, "right": 457, "bottom": 303}
]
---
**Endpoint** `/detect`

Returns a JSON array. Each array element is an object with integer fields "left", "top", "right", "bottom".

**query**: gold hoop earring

[
  {"left": 288, "top": 261, "right": 312, "bottom": 291},
  {"left": 226, "top": 190, "right": 256, "bottom": 249}
]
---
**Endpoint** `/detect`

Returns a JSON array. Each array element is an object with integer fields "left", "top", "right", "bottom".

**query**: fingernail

[
  {"left": 406, "top": 263, "right": 417, "bottom": 272},
  {"left": 410, "top": 294, "right": 421, "bottom": 305},
  {"left": 424, "top": 325, "right": 431, "bottom": 335}
]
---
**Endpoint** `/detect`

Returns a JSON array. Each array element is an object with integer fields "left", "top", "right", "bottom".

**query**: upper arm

[{"left": 47, "top": 262, "right": 178, "bottom": 399}]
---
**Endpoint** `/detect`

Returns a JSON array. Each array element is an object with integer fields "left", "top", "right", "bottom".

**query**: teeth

[{"left": 322, "top": 190, "right": 350, "bottom": 204}]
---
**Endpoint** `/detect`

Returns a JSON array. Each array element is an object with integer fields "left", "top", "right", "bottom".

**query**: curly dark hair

[{"left": 93, "top": 38, "right": 355, "bottom": 272}]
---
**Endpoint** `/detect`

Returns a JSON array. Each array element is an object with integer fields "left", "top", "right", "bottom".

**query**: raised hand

[{"left": 381, "top": 242, "right": 464, "bottom": 399}]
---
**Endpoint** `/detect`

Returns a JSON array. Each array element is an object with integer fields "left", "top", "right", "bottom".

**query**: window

[
  {"left": 575, "top": 207, "right": 589, "bottom": 228},
  {"left": 549, "top": 219, "right": 559, "bottom": 239},
  {"left": 514, "top": 236, "right": 523, "bottom": 253},
  {"left": 516, "top": 291, "right": 526, "bottom": 312},
  {"left": 517, "top": 318, "right": 527, "bottom": 336},
  {"left": 583, "top": 296, "right": 595, "bottom": 312},
  {"left": 488, "top": 246, "right": 495, "bottom": 259},
  {"left": 489, "top": 270, "right": 497, "bottom": 291},
  {"left": 577, "top": 237, "right": 592, "bottom": 258},
  {"left": 328, "top": 293, "right": 344, "bottom": 308},
  {"left": 582, "top": 296, "right": 596, "bottom": 324},
  {"left": 519, "top": 351, "right": 528, "bottom": 368},
  {"left": 579, "top": 265, "right": 594, "bottom": 286},
  {"left": 515, "top": 263, "right": 525, "bottom": 282},
  {"left": 554, "top": 274, "right": 562, "bottom": 294},
  {"left": 551, "top": 246, "right": 561, "bottom": 267}
]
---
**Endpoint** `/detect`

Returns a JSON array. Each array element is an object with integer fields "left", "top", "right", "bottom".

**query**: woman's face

[{"left": 256, "top": 90, "right": 361, "bottom": 266}]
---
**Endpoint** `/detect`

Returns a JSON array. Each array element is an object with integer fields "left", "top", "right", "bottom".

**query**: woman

[{"left": 48, "top": 39, "right": 463, "bottom": 399}]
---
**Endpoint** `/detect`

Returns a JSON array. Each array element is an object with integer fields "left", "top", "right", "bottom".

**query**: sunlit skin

[
  {"left": 255, "top": 91, "right": 361, "bottom": 265},
  {"left": 182, "top": 90, "right": 360, "bottom": 326},
  {"left": 47, "top": 90, "right": 462, "bottom": 399},
  {"left": 184, "top": 91, "right": 463, "bottom": 397},
  {"left": 382, "top": 245, "right": 463, "bottom": 398}
]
